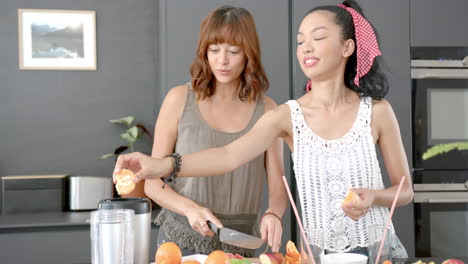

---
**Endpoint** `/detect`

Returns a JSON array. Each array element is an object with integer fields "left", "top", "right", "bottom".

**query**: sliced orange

[
  {"left": 286, "top": 241, "right": 301, "bottom": 258},
  {"left": 115, "top": 169, "right": 136, "bottom": 195},
  {"left": 285, "top": 255, "right": 300, "bottom": 264},
  {"left": 286, "top": 241, "right": 298, "bottom": 254}
]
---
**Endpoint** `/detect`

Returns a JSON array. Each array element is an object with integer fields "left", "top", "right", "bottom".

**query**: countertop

[{"left": 394, "top": 258, "right": 468, "bottom": 264}]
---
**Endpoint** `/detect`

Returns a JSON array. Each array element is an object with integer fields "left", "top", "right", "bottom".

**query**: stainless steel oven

[
  {"left": 413, "top": 170, "right": 468, "bottom": 257},
  {"left": 412, "top": 47, "right": 468, "bottom": 170},
  {"left": 412, "top": 47, "right": 468, "bottom": 257}
]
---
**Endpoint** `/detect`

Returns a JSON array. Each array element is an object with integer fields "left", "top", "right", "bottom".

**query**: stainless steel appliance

[
  {"left": 98, "top": 198, "right": 151, "bottom": 264},
  {"left": 413, "top": 170, "right": 468, "bottom": 257},
  {"left": 412, "top": 47, "right": 468, "bottom": 170},
  {"left": 411, "top": 47, "right": 468, "bottom": 257},
  {"left": 0, "top": 175, "right": 67, "bottom": 215},
  {"left": 68, "top": 176, "right": 113, "bottom": 211}
]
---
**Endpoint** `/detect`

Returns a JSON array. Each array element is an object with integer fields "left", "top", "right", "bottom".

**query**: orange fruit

[
  {"left": 383, "top": 261, "right": 392, "bottom": 264},
  {"left": 183, "top": 261, "right": 201, "bottom": 264},
  {"left": 285, "top": 255, "right": 300, "bottom": 264},
  {"left": 204, "top": 250, "right": 229, "bottom": 264},
  {"left": 115, "top": 169, "right": 136, "bottom": 195},
  {"left": 286, "top": 241, "right": 301, "bottom": 258},
  {"left": 155, "top": 241, "right": 182, "bottom": 264},
  {"left": 342, "top": 190, "right": 359, "bottom": 205}
]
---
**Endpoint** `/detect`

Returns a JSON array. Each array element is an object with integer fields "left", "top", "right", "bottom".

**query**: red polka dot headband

[{"left": 306, "top": 4, "right": 382, "bottom": 92}]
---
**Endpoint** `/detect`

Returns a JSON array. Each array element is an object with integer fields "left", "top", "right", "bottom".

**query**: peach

[
  {"left": 442, "top": 259, "right": 465, "bottom": 264},
  {"left": 259, "top": 253, "right": 284, "bottom": 264}
]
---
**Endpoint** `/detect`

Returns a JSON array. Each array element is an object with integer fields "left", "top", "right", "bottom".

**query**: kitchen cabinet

[
  {"left": 411, "top": 0, "right": 468, "bottom": 46},
  {"left": 291, "top": 0, "right": 413, "bottom": 256}
]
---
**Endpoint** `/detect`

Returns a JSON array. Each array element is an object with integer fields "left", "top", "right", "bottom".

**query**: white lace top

[{"left": 286, "top": 97, "right": 393, "bottom": 252}]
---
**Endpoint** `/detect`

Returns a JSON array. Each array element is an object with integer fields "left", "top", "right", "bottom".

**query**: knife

[{"left": 207, "top": 221, "right": 264, "bottom": 249}]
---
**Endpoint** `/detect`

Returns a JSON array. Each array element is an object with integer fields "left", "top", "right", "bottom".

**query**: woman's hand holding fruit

[{"left": 341, "top": 189, "right": 375, "bottom": 221}]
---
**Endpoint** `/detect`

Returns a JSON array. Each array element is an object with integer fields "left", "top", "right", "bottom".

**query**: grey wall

[
  {"left": 292, "top": 0, "right": 414, "bottom": 257},
  {"left": 1, "top": 0, "right": 159, "bottom": 177},
  {"left": 411, "top": 0, "right": 468, "bottom": 47}
]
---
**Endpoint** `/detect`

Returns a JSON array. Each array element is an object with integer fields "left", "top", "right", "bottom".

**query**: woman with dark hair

[
  {"left": 115, "top": 0, "right": 412, "bottom": 257},
  {"left": 141, "top": 5, "right": 287, "bottom": 256}
]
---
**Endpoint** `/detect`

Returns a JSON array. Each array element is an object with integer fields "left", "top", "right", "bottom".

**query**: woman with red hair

[{"left": 144, "top": 5, "right": 287, "bottom": 256}]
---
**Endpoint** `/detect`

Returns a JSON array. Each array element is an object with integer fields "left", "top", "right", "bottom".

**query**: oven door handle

[
  {"left": 414, "top": 192, "right": 468, "bottom": 203},
  {"left": 411, "top": 68, "right": 468, "bottom": 79},
  {"left": 425, "top": 198, "right": 468, "bottom": 203}
]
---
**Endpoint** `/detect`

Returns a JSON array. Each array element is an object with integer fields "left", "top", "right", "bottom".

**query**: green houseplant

[{"left": 100, "top": 116, "right": 152, "bottom": 160}]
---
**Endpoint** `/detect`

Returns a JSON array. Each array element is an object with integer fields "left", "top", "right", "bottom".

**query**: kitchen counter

[
  {"left": 0, "top": 209, "right": 161, "bottom": 264},
  {"left": 394, "top": 258, "right": 468, "bottom": 264},
  {"left": 0, "top": 211, "right": 93, "bottom": 229}
]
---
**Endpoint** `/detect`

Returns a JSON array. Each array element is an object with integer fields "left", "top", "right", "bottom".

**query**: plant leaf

[
  {"left": 128, "top": 126, "right": 139, "bottom": 139},
  {"left": 114, "top": 146, "right": 129, "bottom": 155},
  {"left": 110, "top": 116, "right": 134, "bottom": 127},
  {"left": 136, "top": 123, "right": 153, "bottom": 139},
  {"left": 121, "top": 131, "right": 137, "bottom": 144},
  {"left": 99, "top": 153, "right": 117, "bottom": 160},
  {"left": 422, "top": 142, "right": 468, "bottom": 160}
]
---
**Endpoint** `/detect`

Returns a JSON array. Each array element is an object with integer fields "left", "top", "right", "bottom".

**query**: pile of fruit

[
  {"left": 155, "top": 242, "right": 254, "bottom": 264},
  {"left": 411, "top": 260, "right": 465, "bottom": 264},
  {"left": 155, "top": 241, "right": 304, "bottom": 264}
]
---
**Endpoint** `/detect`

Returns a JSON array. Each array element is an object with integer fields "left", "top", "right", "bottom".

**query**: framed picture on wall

[{"left": 18, "top": 9, "right": 96, "bottom": 70}]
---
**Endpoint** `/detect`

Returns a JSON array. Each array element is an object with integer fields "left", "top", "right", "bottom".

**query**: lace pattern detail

[
  {"left": 155, "top": 209, "right": 256, "bottom": 257},
  {"left": 286, "top": 98, "right": 396, "bottom": 252}
]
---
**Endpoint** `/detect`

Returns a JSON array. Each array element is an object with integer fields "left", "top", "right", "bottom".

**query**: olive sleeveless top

[{"left": 155, "top": 84, "right": 266, "bottom": 256}]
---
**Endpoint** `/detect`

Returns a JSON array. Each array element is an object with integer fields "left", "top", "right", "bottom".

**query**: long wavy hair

[
  {"left": 190, "top": 5, "right": 269, "bottom": 103},
  {"left": 305, "top": 0, "right": 389, "bottom": 100}
]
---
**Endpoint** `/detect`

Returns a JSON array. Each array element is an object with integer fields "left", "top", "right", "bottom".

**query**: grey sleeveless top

[{"left": 155, "top": 84, "right": 266, "bottom": 256}]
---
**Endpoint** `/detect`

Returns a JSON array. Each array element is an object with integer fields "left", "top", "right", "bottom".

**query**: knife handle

[{"left": 207, "top": 221, "right": 219, "bottom": 235}]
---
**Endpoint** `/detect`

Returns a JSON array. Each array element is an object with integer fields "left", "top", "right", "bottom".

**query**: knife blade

[{"left": 207, "top": 221, "right": 264, "bottom": 249}]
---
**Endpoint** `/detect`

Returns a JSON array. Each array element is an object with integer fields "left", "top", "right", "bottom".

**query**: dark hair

[
  {"left": 190, "top": 5, "right": 269, "bottom": 103},
  {"left": 305, "top": 0, "right": 388, "bottom": 100}
]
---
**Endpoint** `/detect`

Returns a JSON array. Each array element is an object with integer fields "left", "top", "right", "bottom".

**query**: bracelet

[
  {"left": 260, "top": 211, "right": 283, "bottom": 228},
  {"left": 162, "top": 153, "right": 181, "bottom": 189}
]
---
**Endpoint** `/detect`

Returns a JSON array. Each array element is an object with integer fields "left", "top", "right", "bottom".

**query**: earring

[{"left": 306, "top": 80, "right": 312, "bottom": 92}]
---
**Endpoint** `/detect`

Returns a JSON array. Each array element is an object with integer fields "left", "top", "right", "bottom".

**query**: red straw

[
  {"left": 282, "top": 176, "right": 316, "bottom": 264},
  {"left": 374, "top": 176, "right": 406, "bottom": 264}
]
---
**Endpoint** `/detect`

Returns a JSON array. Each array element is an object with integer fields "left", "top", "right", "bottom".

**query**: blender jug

[{"left": 98, "top": 198, "right": 152, "bottom": 264}]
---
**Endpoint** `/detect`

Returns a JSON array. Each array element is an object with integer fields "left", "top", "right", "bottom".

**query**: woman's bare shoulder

[
  {"left": 263, "top": 95, "right": 278, "bottom": 112},
  {"left": 160, "top": 84, "right": 190, "bottom": 116},
  {"left": 371, "top": 98, "right": 394, "bottom": 118},
  {"left": 165, "top": 84, "right": 189, "bottom": 102},
  {"left": 371, "top": 98, "right": 399, "bottom": 137},
  {"left": 266, "top": 103, "right": 292, "bottom": 133}
]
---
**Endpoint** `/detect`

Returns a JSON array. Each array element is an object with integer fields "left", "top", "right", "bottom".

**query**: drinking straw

[
  {"left": 374, "top": 175, "right": 406, "bottom": 264},
  {"left": 282, "top": 176, "right": 316, "bottom": 264}
]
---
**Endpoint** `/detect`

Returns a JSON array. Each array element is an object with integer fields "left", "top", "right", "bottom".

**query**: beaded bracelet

[
  {"left": 162, "top": 152, "right": 181, "bottom": 189},
  {"left": 260, "top": 211, "right": 283, "bottom": 228}
]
